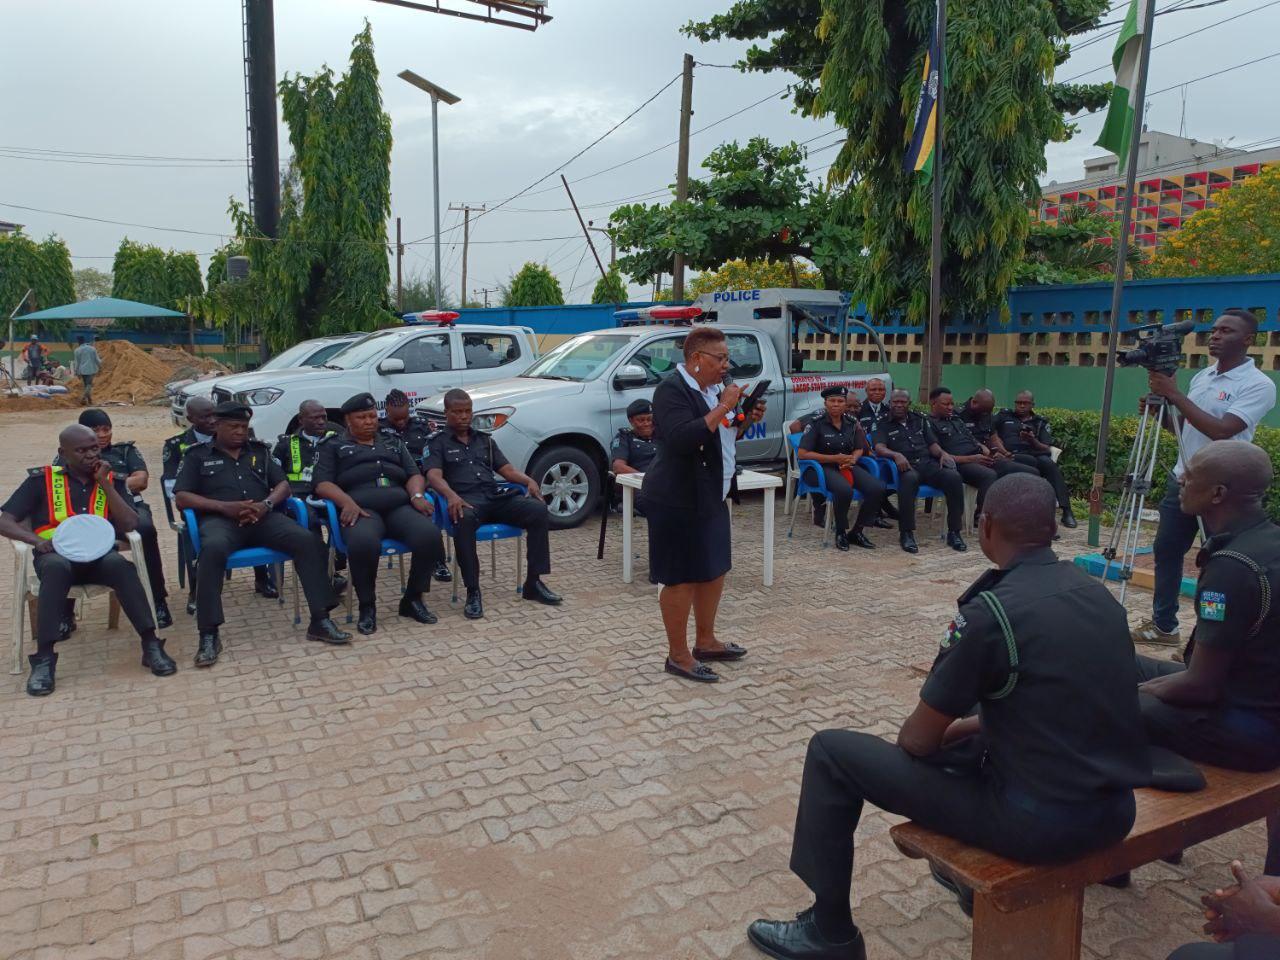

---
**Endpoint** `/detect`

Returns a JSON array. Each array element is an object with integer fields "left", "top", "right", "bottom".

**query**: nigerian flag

[{"left": 1095, "top": 0, "right": 1150, "bottom": 172}]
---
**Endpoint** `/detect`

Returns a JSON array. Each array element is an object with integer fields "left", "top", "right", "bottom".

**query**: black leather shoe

[
  {"left": 254, "top": 577, "right": 279, "bottom": 600},
  {"left": 398, "top": 595, "right": 438, "bottom": 625},
  {"left": 1061, "top": 508, "right": 1079, "bottom": 529},
  {"left": 834, "top": 532, "right": 850, "bottom": 552},
  {"left": 930, "top": 865, "right": 974, "bottom": 917},
  {"left": 330, "top": 575, "right": 349, "bottom": 596},
  {"left": 746, "top": 908, "right": 866, "bottom": 960},
  {"left": 464, "top": 589, "right": 484, "bottom": 620},
  {"left": 812, "top": 502, "right": 827, "bottom": 528},
  {"left": 141, "top": 639, "right": 177, "bottom": 676},
  {"left": 849, "top": 530, "right": 875, "bottom": 549},
  {"left": 1100, "top": 871, "right": 1131, "bottom": 889},
  {"left": 56, "top": 616, "right": 75, "bottom": 643},
  {"left": 872, "top": 516, "right": 894, "bottom": 529},
  {"left": 432, "top": 560, "right": 452, "bottom": 583},
  {"left": 194, "top": 631, "right": 221, "bottom": 667},
  {"left": 946, "top": 531, "right": 968, "bottom": 552},
  {"left": 186, "top": 594, "right": 197, "bottom": 616},
  {"left": 522, "top": 579, "right": 563, "bottom": 605},
  {"left": 900, "top": 532, "right": 919, "bottom": 554},
  {"left": 154, "top": 600, "right": 173, "bottom": 630},
  {"left": 307, "top": 617, "right": 352, "bottom": 645},
  {"left": 26, "top": 653, "right": 57, "bottom": 697},
  {"left": 357, "top": 604, "right": 377, "bottom": 635}
]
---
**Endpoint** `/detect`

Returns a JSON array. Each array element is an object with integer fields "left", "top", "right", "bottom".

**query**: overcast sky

[{"left": 3, "top": 0, "right": 1277, "bottom": 305}]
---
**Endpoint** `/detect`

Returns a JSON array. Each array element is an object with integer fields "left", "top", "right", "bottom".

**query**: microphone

[{"left": 720, "top": 372, "right": 745, "bottom": 428}]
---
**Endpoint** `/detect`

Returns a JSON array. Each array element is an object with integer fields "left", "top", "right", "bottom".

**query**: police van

[{"left": 417, "top": 289, "right": 892, "bottom": 529}]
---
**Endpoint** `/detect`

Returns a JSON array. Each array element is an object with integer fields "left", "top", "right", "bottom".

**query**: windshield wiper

[
  {"left": 536, "top": 374, "right": 576, "bottom": 381},
  {"left": 320, "top": 364, "right": 343, "bottom": 370}
]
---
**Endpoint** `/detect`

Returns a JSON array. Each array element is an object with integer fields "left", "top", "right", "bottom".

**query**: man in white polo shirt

[{"left": 1132, "top": 308, "right": 1276, "bottom": 646}]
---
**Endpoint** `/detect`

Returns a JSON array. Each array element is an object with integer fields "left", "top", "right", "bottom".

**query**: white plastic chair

[{"left": 11, "top": 531, "right": 156, "bottom": 674}]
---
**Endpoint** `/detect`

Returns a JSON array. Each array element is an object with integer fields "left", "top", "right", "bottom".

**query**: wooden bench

[{"left": 890, "top": 764, "right": 1280, "bottom": 960}]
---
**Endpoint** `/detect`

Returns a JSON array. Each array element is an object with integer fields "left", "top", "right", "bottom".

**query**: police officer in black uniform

[
  {"left": 271, "top": 399, "right": 349, "bottom": 592},
  {"left": 425, "top": 388, "right": 560, "bottom": 621},
  {"left": 745, "top": 475, "right": 1148, "bottom": 959},
  {"left": 798, "top": 385, "right": 884, "bottom": 551},
  {"left": 381, "top": 389, "right": 451, "bottom": 584},
  {"left": 873, "top": 388, "right": 967, "bottom": 554},
  {"left": 957, "top": 388, "right": 999, "bottom": 448},
  {"left": 610, "top": 398, "right": 659, "bottom": 475},
  {"left": 173, "top": 402, "right": 350, "bottom": 665},
  {"left": 855, "top": 378, "right": 890, "bottom": 436},
  {"left": 928, "top": 387, "right": 1037, "bottom": 519},
  {"left": 0, "top": 424, "right": 176, "bottom": 696},
  {"left": 313, "top": 392, "right": 444, "bottom": 636},
  {"left": 993, "top": 390, "right": 1078, "bottom": 528}
]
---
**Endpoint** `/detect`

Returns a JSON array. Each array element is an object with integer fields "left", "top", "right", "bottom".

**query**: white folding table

[{"left": 615, "top": 470, "right": 783, "bottom": 587}]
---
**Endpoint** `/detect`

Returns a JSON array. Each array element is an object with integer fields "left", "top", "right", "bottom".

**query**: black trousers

[
  {"left": 33, "top": 550, "right": 155, "bottom": 655},
  {"left": 194, "top": 512, "right": 332, "bottom": 630},
  {"left": 1012, "top": 453, "right": 1071, "bottom": 509},
  {"left": 1153, "top": 485, "right": 1201, "bottom": 634},
  {"left": 344, "top": 504, "right": 443, "bottom": 604},
  {"left": 1136, "top": 655, "right": 1280, "bottom": 874},
  {"left": 955, "top": 460, "right": 1039, "bottom": 511},
  {"left": 898, "top": 461, "right": 966, "bottom": 533},
  {"left": 804, "top": 464, "right": 885, "bottom": 534},
  {"left": 133, "top": 501, "right": 168, "bottom": 601},
  {"left": 789, "top": 730, "right": 1137, "bottom": 908},
  {"left": 455, "top": 495, "right": 551, "bottom": 590},
  {"left": 1168, "top": 936, "right": 1280, "bottom": 959}
]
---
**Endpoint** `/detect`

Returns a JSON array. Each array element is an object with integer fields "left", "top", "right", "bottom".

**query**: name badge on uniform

[
  {"left": 300, "top": 466, "right": 313, "bottom": 482},
  {"left": 1199, "top": 591, "right": 1227, "bottom": 621},
  {"left": 376, "top": 477, "right": 391, "bottom": 487}
]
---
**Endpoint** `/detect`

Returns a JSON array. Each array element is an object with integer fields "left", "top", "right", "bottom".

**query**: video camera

[{"left": 1116, "top": 319, "right": 1196, "bottom": 376}]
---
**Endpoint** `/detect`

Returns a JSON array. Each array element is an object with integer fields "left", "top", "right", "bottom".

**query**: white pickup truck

[
  {"left": 208, "top": 320, "right": 539, "bottom": 440},
  {"left": 417, "top": 289, "right": 892, "bottom": 528}
]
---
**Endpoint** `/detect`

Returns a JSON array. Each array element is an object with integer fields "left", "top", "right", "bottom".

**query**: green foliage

[
  {"left": 609, "top": 137, "right": 859, "bottom": 291},
  {"left": 72, "top": 267, "right": 113, "bottom": 301},
  {"left": 399, "top": 272, "right": 455, "bottom": 312},
  {"left": 504, "top": 262, "right": 564, "bottom": 307},
  {"left": 1015, "top": 207, "right": 1143, "bottom": 285},
  {"left": 0, "top": 232, "right": 75, "bottom": 335},
  {"left": 591, "top": 267, "right": 628, "bottom": 304},
  {"left": 689, "top": 258, "right": 822, "bottom": 295},
  {"left": 1149, "top": 165, "right": 1280, "bottom": 278},
  {"left": 110, "top": 239, "right": 203, "bottom": 329}
]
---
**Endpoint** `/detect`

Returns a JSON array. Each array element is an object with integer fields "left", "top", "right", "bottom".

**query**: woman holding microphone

[{"left": 640, "top": 327, "right": 767, "bottom": 684}]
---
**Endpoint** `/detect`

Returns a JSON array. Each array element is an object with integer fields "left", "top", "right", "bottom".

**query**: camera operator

[{"left": 1132, "top": 309, "right": 1276, "bottom": 648}]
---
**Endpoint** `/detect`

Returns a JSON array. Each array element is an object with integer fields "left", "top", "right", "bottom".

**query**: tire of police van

[{"left": 528, "top": 446, "right": 599, "bottom": 530}]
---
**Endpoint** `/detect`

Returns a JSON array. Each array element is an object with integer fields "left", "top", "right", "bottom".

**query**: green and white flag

[{"left": 1095, "top": 0, "right": 1150, "bottom": 172}]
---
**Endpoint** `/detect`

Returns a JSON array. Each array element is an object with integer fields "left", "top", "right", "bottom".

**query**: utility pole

[
  {"left": 475, "top": 287, "right": 494, "bottom": 309},
  {"left": 395, "top": 216, "right": 404, "bottom": 312},
  {"left": 588, "top": 221, "right": 616, "bottom": 266},
  {"left": 560, "top": 176, "right": 609, "bottom": 286},
  {"left": 449, "top": 203, "right": 485, "bottom": 308},
  {"left": 921, "top": 0, "right": 947, "bottom": 403},
  {"left": 243, "top": 0, "right": 279, "bottom": 363},
  {"left": 670, "top": 53, "right": 694, "bottom": 303}
]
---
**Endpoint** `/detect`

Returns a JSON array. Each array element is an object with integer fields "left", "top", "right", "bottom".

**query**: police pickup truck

[
  {"left": 417, "top": 289, "right": 892, "bottom": 529},
  {"left": 207, "top": 314, "right": 539, "bottom": 440}
]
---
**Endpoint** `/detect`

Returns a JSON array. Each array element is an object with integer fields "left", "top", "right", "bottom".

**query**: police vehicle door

[
  {"left": 459, "top": 330, "right": 525, "bottom": 385},
  {"left": 724, "top": 332, "right": 777, "bottom": 461},
  {"left": 371, "top": 331, "right": 456, "bottom": 408},
  {"left": 609, "top": 334, "right": 682, "bottom": 449}
]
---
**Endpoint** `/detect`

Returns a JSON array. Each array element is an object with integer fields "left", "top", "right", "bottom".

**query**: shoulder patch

[
  {"left": 27, "top": 466, "right": 45, "bottom": 477},
  {"left": 940, "top": 613, "right": 966, "bottom": 649},
  {"left": 1199, "top": 591, "right": 1227, "bottom": 621}
]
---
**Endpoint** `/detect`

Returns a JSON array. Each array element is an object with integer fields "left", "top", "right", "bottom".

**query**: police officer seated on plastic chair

[
  {"left": 797, "top": 385, "right": 884, "bottom": 551},
  {"left": 425, "top": 388, "right": 561, "bottom": 621},
  {"left": 992, "top": 390, "right": 1078, "bottom": 529},
  {"left": 380, "top": 388, "right": 452, "bottom": 585},
  {"left": 173, "top": 401, "right": 350, "bottom": 666},
  {"left": 745, "top": 475, "right": 1149, "bottom": 960},
  {"left": 609, "top": 398, "right": 658, "bottom": 514},
  {"left": 927, "top": 386, "right": 1038, "bottom": 522},
  {"left": 0, "top": 424, "right": 176, "bottom": 696}
]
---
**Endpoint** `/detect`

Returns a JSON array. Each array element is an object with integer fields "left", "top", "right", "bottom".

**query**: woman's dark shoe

[
  {"left": 693, "top": 642, "right": 748, "bottom": 662},
  {"left": 746, "top": 908, "right": 866, "bottom": 960},
  {"left": 464, "top": 589, "right": 484, "bottom": 620},
  {"left": 194, "top": 631, "right": 221, "bottom": 667},
  {"left": 398, "top": 595, "right": 438, "bottom": 625},
  {"left": 357, "top": 604, "right": 377, "bottom": 636},
  {"left": 664, "top": 658, "right": 719, "bottom": 683},
  {"left": 154, "top": 600, "right": 173, "bottom": 630},
  {"left": 900, "top": 532, "right": 919, "bottom": 554},
  {"left": 307, "top": 617, "right": 352, "bottom": 645},
  {"left": 930, "top": 865, "right": 974, "bottom": 917},
  {"left": 141, "top": 639, "right": 177, "bottom": 676},
  {"left": 432, "top": 560, "right": 452, "bottom": 583},
  {"left": 849, "top": 530, "right": 875, "bottom": 549},
  {"left": 522, "top": 579, "right": 562, "bottom": 605},
  {"left": 26, "top": 653, "right": 57, "bottom": 697}
]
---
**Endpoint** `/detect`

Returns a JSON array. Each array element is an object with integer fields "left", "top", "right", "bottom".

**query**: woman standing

[{"left": 640, "top": 327, "right": 767, "bottom": 683}]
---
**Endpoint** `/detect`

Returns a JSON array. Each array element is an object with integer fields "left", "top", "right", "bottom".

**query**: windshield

[
  {"left": 324, "top": 329, "right": 412, "bottom": 370},
  {"left": 260, "top": 339, "right": 334, "bottom": 371},
  {"left": 522, "top": 333, "right": 633, "bottom": 382}
]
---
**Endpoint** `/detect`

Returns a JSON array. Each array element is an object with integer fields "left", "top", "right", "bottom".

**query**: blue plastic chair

[
  {"left": 875, "top": 458, "right": 951, "bottom": 536},
  {"left": 786, "top": 433, "right": 868, "bottom": 548},
  {"left": 317, "top": 500, "right": 414, "bottom": 624},
  {"left": 183, "top": 498, "right": 309, "bottom": 626},
  {"left": 430, "top": 486, "right": 525, "bottom": 602}
]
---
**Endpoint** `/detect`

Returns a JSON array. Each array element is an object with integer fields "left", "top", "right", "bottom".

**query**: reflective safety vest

[
  {"left": 286, "top": 432, "right": 334, "bottom": 483},
  {"left": 34, "top": 465, "right": 111, "bottom": 539}
]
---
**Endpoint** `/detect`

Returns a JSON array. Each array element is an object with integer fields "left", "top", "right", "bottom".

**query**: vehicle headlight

[
  {"left": 237, "top": 388, "right": 283, "bottom": 406},
  {"left": 471, "top": 407, "right": 515, "bottom": 432}
]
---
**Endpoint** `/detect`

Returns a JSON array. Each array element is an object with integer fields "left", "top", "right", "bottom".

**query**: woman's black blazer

[{"left": 640, "top": 372, "right": 736, "bottom": 511}]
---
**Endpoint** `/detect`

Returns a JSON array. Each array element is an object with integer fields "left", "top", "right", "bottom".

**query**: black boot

[
  {"left": 746, "top": 908, "right": 866, "bottom": 960},
  {"left": 1061, "top": 506, "right": 1078, "bottom": 529},
  {"left": 26, "top": 653, "right": 57, "bottom": 697},
  {"left": 398, "top": 595, "right": 438, "bottom": 625},
  {"left": 834, "top": 531, "right": 850, "bottom": 552},
  {"left": 154, "top": 600, "right": 173, "bottom": 630},
  {"left": 946, "top": 531, "right": 968, "bottom": 552},
  {"left": 357, "top": 603, "right": 377, "bottom": 635},
  {"left": 194, "top": 630, "right": 221, "bottom": 667},
  {"left": 141, "top": 638, "right": 177, "bottom": 676},
  {"left": 848, "top": 529, "right": 875, "bottom": 549},
  {"left": 432, "top": 560, "right": 452, "bottom": 583},
  {"left": 464, "top": 588, "right": 484, "bottom": 620},
  {"left": 900, "top": 532, "right": 919, "bottom": 554},
  {"left": 307, "top": 617, "right": 352, "bottom": 645}
]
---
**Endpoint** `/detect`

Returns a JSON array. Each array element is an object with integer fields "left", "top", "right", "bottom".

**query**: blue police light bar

[
  {"left": 403, "top": 311, "right": 460, "bottom": 326},
  {"left": 613, "top": 305, "right": 704, "bottom": 326}
]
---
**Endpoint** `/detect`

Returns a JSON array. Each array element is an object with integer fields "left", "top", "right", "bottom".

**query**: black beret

[
  {"left": 341, "top": 392, "right": 377, "bottom": 416},
  {"left": 78, "top": 408, "right": 112, "bottom": 429},
  {"left": 821, "top": 385, "right": 848, "bottom": 399},
  {"left": 214, "top": 401, "right": 253, "bottom": 421},
  {"left": 626, "top": 399, "right": 653, "bottom": 418}
]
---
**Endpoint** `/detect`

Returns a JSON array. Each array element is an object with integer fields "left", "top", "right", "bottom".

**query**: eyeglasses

[{"left": 696, "top": 350, "right": 730, "bottom": 364}]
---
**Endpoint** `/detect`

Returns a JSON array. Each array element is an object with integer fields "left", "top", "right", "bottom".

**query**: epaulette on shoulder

[{"left": 27, "top": 466, "right": 46, "bottom": 477}]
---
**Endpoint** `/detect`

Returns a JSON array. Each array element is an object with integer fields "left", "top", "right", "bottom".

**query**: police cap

[
  {"left": 626, "top": 399, "right": 653, "bottom": 419},
  {"left": 214, "top": 401, "right": 253, "bottom": 422},
  {"left": 341, "top": 392, "right": 377, "bottom": 416},
  {"left": 820, "top": 384, "right": 848, "bottom": 399},
  {"left": 78, "top": 408, "right": 112, "bottom": 429}
]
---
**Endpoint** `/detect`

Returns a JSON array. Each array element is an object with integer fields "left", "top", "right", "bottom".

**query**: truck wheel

[{"left": 529, "top": 446, "right": 599, "bottom": 530}]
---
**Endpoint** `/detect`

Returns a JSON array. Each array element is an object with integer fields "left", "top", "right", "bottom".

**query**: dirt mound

[
  {"left": 150, "top": 347, "right": 229, "bottom": 384},
  {"left": 0, "top": 392, "right": 79, "bottom": 413},
  {"left": 66, "top": 340, "right": 177, "bottom": 405}
]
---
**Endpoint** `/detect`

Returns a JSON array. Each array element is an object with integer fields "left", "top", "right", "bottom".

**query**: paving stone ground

[{"left": 0, "top": 406, "right": 1264, "bottom": 960}]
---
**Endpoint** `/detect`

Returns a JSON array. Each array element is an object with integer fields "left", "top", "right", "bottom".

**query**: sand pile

[{"left": 150, "top": 347, "right": 229, "bottom": 383}]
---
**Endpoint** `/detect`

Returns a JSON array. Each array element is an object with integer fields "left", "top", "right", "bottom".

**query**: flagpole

[
  {"left": 923, "top": 0, "right": 946, "bottom": 403},
  {"left": 1088, "top": 0, "right": 1158, "bottom": 546}
]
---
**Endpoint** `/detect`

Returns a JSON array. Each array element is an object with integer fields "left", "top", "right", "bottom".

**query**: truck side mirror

[
  {"left": 613, "top": 364, "right": 648, "bottom": 390},
  {"left": 377, "top": 357, "right": 406, "bottom": 375}
]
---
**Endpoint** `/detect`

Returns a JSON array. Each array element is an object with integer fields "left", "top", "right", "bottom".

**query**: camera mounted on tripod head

[{"left": 1116, "top": 319, "right": 1196, "bottom": 376}]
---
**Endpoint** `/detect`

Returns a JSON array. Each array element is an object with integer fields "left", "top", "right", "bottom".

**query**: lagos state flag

[
  {"left": 903, "top": 2, "right": 942, "bottom": 177},
  {"left": 1095, "top": 0, "right": 1151, "bottom": 173}
]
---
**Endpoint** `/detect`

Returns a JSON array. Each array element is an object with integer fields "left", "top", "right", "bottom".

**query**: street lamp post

[{"left": 398, "top": 70, "right": 461, "bottom": 308}]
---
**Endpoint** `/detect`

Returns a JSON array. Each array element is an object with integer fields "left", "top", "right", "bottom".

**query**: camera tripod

[{"left": 1100, "top": 393, "right": 1204, "bottom": 603}]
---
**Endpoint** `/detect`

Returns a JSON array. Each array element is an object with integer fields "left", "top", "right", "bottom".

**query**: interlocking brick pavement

[{"left": 0, "top": 406, "right": 1264, "bottom": 959}]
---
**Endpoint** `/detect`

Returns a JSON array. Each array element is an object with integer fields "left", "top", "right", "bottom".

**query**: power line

[
  {"left": 0, "top": 144, "right": 246, "bottom": 162},
  {"left": 0, "top": 152, "right": 250, "bottom": 170}
]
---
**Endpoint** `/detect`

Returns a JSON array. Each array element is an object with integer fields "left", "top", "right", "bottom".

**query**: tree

[
  {"left": 609, "top": 137, "right": 859, "bottom": 291},
  {"left": 1014, "top": 207, "right": 1143, "bottom": 285},
  {"left": 111, "top": 240, "right": 204, "bottom": 325},
  {"left": 689, "top": 258, "right": 823, "bottom": 296},
  {"left": 504, "top": 262, "right": 564, "bottom": 307},
  {"left": 399, "top": 273, "right": 456, "bottom": 312},
  {"left": 1148, "top": 165, "right": 1280, "bottom": 278},
  {"left": 591, "top": 267, "right": 628, "bottom": 304},
  {"left": 0, "top": 232, "right": 74, "bottom": 325},
  {"left": 72, "top": 267, "right": 113, "bottom": 301}
]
